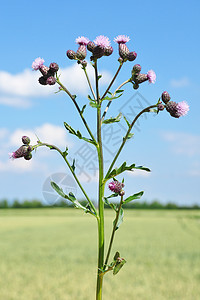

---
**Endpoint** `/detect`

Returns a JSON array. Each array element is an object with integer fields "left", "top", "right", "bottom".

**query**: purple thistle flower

[
  {"left": 9, "top": 145, "right": 32, "bottom": 160},
  {"left": 94, "top": 35, "right": 111, "bottom": 48},
  {"left": 9, "top": 152, "right": 17, "bottom": 160},
  {"left": 176, "top": 101, "right": 189, "bottom": 117},
  {"left": 147, "top": 70, "right": 156, "bottom": 84},
  {"left": 114, "top": 35, "right": 130, "bottom": 44},
  {"left": 32, "top": 57, "right": 45, "bottom": 71},
  {"left": 165, "top": 101, "right": 189, "bottom": 118},
  {"left": 75, "top": 36, "right": 89, "bottom": 45},
  {"left": 108, "top": 181, "right": 125, "bottom": 194}
]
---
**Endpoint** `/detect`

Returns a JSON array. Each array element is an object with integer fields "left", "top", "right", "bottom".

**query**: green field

[{"left": 0, "top": 209, "right": 200, "bottom": 300}]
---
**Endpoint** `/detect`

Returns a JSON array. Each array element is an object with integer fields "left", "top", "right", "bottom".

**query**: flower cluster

[
  {"left": 157, "top": 91, "right": 189, "bottom": 118},
  {"left": 114, "top": 35, "right": 137, "bottom": 62},
  {"left": 131, "top": 64, "right": 156, "bottom": 89},
  {"left": 32, "top": 58, "right": 59, "bottom": 86},
  {"left": 108, "top": 180, "right": 125, "bottom": 196},
  {"left": 9, "top": 136, "right": 32, "bottom": 160}
]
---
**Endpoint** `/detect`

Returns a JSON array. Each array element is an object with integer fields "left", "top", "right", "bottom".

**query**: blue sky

[{"left": 0, "top": 0, "right": 200, "bottom": 206}]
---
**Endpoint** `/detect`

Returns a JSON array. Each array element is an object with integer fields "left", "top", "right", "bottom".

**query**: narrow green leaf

[
  {"left": 116, "top": 207, "right": 124, "bottom": 230},
  {"left": 123, "top": 191, "right": 144, "bottom": 204},
  {"left": 64, "top": 122, "right": 96, "bottom": 145},
  {"left": 51, "top": 181, "right": 67, "bottom": 198},
  {"left": 81, "top": 104, "right": 87, "bottom": 114},
  {"left": 114, "top": 251, "right": 120, "bottom": 261},
  {"left": 71, "top": 159, "right": 75, "bottom": 172},
  {"left": 89, "top": 101, "right": 100, "bottom": 108},
  {"left": 113, "top": 258, "right": 126, "bottom": 275},
  {"left": 102, "top": 113, "right": 122, "bottom": 124},
  {"left": 115, "top": 89, "right": 124, "bottom": 93},
  {"left": 98, "top": 75, "right": 102, "bottom": 80},
  {"left": 62, "top": 147, "right": 68, "bottom": 158},
  {"left": 123, "top": 115, "right": 131, "bottom": 128},
  {"left": 102, "top": 93, "right": 123, "bottom": 101},
  {"left": 106, "top": 162, "right": 150, "bottom": 179}
]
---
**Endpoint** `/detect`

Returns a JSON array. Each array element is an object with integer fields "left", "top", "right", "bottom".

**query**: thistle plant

[{"left": 10, "top": 35, "right": 189, "bottom": 299}]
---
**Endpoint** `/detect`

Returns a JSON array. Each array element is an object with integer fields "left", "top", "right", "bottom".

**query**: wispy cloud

[
  {"left": 0, "top": 96, "right": 32, "bottom": 108},
  {"left": 0, "top": 63, "right": 112, "bottom": 108},
  {"left": 161, "top": 131, "right": 200, "bottom": 156},
  {"left": 0, "top": 123, "right": 73, "bottom": 173},
  {"left": 127, "top": 169, "right": 151, "bottom": 177},
  {"left": 170, "top": 77, "right": 190, "bottom": 88}
]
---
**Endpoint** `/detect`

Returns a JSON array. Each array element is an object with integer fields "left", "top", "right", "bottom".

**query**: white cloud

[
  {"left": 0, "top": 96, "right": 32, "bottom": 108},
  {"left": 0, "top": 123, "right": 73, "bottom": 173},
  {"left": 0, "top": 63, "right": 112, "bottom": 108},
  {"left": 127, "top": 169, "right": 151, "bottom": 177},
  {"left": 7, "top": 123, "right": 72, "bottom": 148},
  {"left": 170, "top": 77, "right": 190, "bottom": 88},
  {"left": 0, "top": 69, "right": 54, "bottom": 97},
  {"left": 59, "top": 63, "right": 112, "bottom": 96},
  {"left": 161, "top": 131, "right": 200, "bottom": 156}
]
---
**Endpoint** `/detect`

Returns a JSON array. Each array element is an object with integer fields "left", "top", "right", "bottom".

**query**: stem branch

[
  {"left": 104, "top": 195, "right": 124, "bottom": 269},
  {"left": 105, "top": 105, "right": 157, "bottom": 178}
]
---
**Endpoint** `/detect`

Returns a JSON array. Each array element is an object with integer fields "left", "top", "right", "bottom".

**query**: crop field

[{"left": 0, "top": 208, "right": 200, "bottom": 300}]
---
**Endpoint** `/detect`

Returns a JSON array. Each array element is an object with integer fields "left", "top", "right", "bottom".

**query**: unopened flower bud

[
  {"left": 49, "top": 62, "right": 59, "bottom": 73},
  {"left": 132, "top": 64, "right": 141, "bottom": 76},
  {"left": 133, "top": 83, "right": 139, "bottom": 90},
  {"left": 161, "top": 91, "right": 171, "bottom": 104},
  {"left": 40, "top": 65, "right": 49, "bottom": 76},
  {"left": 127, "top": 51, "right": 137, "bottom": 61},
  {"left": 118, "top": 57, "right": 124, "bottom": 64},
  {"left": 119, "top": 190, "right": 125, "bottom": 196},
  {"left": 80, "top": 60, "right": 87, "bottom": 68},
  {"left": 66, "top": 50, "right": 76, "bottom": 60},
  {"left": 104, "top": 46, "right": 113, "bottom": 56},
  {"left": 134, "top": 73, "right": 148, "bottom": 84},
  {"left": 22, "top": 136, "right": 30, "bottom": 145},
  {"left": 87, "top": 41, "right": 95, "bottom": 52},
  {"left": 24, "top": 152, "right": 32, "bottom": 160},
  {"left": 157, "top": 102, "right": 165, "bottom": 111},
  {"left": 46, "top": 76, "right": 56, "bottom": 85},
  {"left": 38, "top": 76, "right": 47, "bottom": 85}
]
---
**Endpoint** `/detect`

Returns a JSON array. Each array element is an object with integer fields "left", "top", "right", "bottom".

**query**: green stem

[
  {"left": 101, "top": 62, "right": 124, "bottom": 101},
  {"left": 82, "top": 67, "right": 96, "bottom": 100},
  {"left": 56, "top": 77, "right": 97, "bottom": 144},
  {"left": 101, "top": 79, "right": 131, "bottom": 122},
  {"left": 105, "top": 105, "right": 157, "bottom": 179},
  {"left": 33, "top": 142, "right": 97, "bottom": 216},
  {"left": 104, "top": 195, "right": 124, "bottom": 269},
  {"left": 95, "top": 61, "right": 105, "bottom": 300}
]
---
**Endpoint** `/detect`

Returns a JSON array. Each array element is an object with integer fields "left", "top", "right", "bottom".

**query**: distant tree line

[{"left": 0, "top": 198, "right": 199, "bottom": 209}]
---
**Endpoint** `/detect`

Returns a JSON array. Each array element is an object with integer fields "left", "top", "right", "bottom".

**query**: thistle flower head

[
  {"left": 165, "top": 101, "right": 189, "bottom": 118},
  {"left": 9, "top": 152, "right": 17, "bottom": 160},
  {"left": 94, "top": 35, "right": 111, "bottom": 48},
  {"left": 114, "top": 35, "right": 130, "bottom": 44},
  {"left": 9, "top": 145, "right": 32, "bottom": 160},
  {"left": 147, "top": 70, "right": 156, "bottom": 84},
  {"left": 176, "top": 101, "right": 189, "bottom": 117},
  {"left": 32, "top": 57, "right": 44, "bottom": 70},
  {"left": 108, "top": 181, "right": 125, "bottom": 194},
  {"left": 75, "top": 36, "right": 89, "bottom": 45}
]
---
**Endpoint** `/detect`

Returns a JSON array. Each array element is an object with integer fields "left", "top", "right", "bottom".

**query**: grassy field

[{"left": 0, "top": 208, "right": 200, "bottom": 300}]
